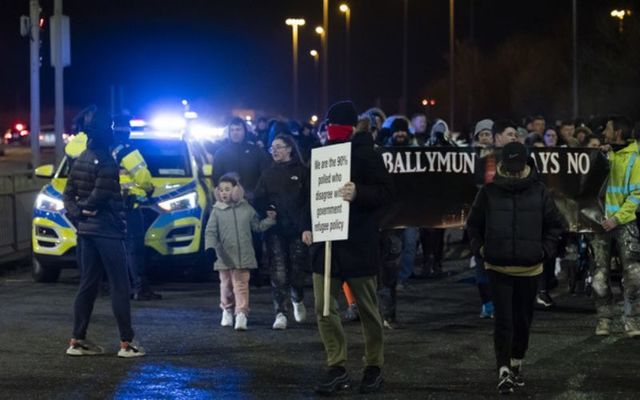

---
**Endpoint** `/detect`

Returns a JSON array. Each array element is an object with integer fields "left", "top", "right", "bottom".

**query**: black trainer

[
  {"left": 535, "top": 291, "right": 555, "bottom": 309},
  {"left": 497, "top": 370, "right": 515, "bottom": 395},
  {"left": 511, "top": 365, "right": 525, "bottom": 387},
  {"left": 359, "top": 366, "right": 383, "bottom": 394},
  {"left": 315, "top": 366, "right": 350, "bottom": 395}
]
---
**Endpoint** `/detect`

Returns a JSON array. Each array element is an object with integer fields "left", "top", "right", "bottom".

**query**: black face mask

[{"left": 87, "top": 130, "right": 114, "bottom": 150}]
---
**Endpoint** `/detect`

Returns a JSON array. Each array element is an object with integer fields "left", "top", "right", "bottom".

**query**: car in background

[
  {"left": 38, "top": 125, "right": 71, "bottom": 148},
  {"left": 3, "top": 123, "right": 71, "bottom": 148},
  {"left": 31, "top": 129, "right": 215, "bottom": 282},
  {"left": 3, "top": 122, "right": 30, "bottom": 146}
]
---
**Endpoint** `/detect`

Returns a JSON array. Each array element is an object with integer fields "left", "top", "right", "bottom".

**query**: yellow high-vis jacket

[
  {"left": 64, "top": 134, "right": 153, "bottom": 198},
  {"left": 606, "top": 141, "right": 640, "bottom": 225}
]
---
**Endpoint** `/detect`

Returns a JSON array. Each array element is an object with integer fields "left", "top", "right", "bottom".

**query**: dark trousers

[
  {"left": 420, "top": 228, "right": 444, "bottom": 270},
  {"left": 538, "top": 258, "right": 555, "bottom": 292},
  {"left": 378, "top": 230, "right": 402, "bottom": 320},
  {"left": 313, "top": 274, "right": 384, "bottom": 367},
  {"left": 266, "top": 232, "right": 308, "bottom": 314},
  {"left": 475, "top": 256, "right": 491, "bottom": 304},
  {"left": 126, "top": 208, "right": 148, "bottom": 294},
  {"left": 73, "top": 235, "right": 134, "bottom": 342},
  {"left": 487, "top": 270, "right": 538, "bottom": 369}
]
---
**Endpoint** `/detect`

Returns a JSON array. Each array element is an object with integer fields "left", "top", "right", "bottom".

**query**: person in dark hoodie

[
  {"left": 466, "top": 141, "right": 565, "bottom": 395},
  {"left": 63, "top": 109, "right": 145, "bottom": 358},
  {"left": 254, "top": 133, "right": 310, "bottom": 330},
  {"left": 379, "top": 116, "right": 413, "bottom": 329},
  {"left": 302, "top": 101, "right": 394, "bottom": 395},
  {"left": 212, "top": 117, "right": 269, "bottom": 200}
]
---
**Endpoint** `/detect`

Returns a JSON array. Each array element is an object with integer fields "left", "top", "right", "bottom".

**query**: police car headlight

[
  {"left": 158, "top": 192, "right": 197, "bottom": 211},
  {"left": 36, "top": 193, "right": 65, "bottom": 212}
]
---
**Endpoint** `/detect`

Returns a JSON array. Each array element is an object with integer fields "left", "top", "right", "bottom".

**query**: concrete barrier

[{"left": 0, "top": 171, "right": 46, "bottom": 264}]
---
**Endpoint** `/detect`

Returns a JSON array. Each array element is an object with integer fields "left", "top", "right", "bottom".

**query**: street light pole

[
  {"left": 29, "top": 0, "right": 41, "bottom": 168},
  {"left": 316, "top": 26, "right": 327, "bottom": 114},
  {"left": 52, "top": 0, "right": 64, "bottom": 164},
  {"left": 449, "top": 0, "right": 455, "bottom": 131},
  {"left": 339, "top": 4, "right": 351, "bottom": 99},
  {"left": 310, "top": 49, "right": 320, "bottom": 113},
  {"left": 572, "top": 0, "right": 578, "bottom": 118},
  {"left": 322, "top": 0, "right": 329, "bottom": 111},
  {"left": 286, "top": 18, "right": 305, "bottom": 119},
  {"left": 401, "top": 0, "right": 408, "bottom": 114}
]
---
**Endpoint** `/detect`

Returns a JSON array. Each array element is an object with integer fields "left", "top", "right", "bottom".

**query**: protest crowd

[{"left": 64, "top": 101, "right": 640, "bottom": 396}]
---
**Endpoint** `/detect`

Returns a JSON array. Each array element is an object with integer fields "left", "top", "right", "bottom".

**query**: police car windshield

[{"left": 134, "top": 139, "right": 192, "bottom": 177}]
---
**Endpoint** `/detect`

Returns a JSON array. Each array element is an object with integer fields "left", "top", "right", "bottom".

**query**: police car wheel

[{"left": 32, "top": 256, "right": 61, "bottom": 283}]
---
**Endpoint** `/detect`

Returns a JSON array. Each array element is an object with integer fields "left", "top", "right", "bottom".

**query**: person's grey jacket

[{"left": 205, "top": 197, "right": 275, "bottom": 271}]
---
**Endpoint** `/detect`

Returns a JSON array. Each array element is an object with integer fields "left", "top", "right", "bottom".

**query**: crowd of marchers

[{"left": 62, "top": 102, "right": 640, "bottom": 396}]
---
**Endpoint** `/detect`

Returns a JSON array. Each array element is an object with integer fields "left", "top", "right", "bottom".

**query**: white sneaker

[
  {"left": 272, "top": 312, "right": 288, "bottom": 330},
  {"left": 292, "top": 301, "right": 307, "bottom": 323},
  {"left": 234, "top": 312, "right": 248, "bottom": 331},
  {"left": 117, "top": 340, "right": 146, "bottom": 358},
  {"left": 66, "top": 339, "right": 104, "bottom": 356},
  {"left": 221, "top": 309, "right": 234, "bottom": 327},
  {"left": 624, "top": 319, "right": 640, "bottom": 338},
  {"left": 595, "top": 318, "right": 610, "bottom": 336}
]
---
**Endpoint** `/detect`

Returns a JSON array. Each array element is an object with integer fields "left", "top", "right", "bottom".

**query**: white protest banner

[{"left": 310, "top": 142, "right": 351, "bottom": 242}]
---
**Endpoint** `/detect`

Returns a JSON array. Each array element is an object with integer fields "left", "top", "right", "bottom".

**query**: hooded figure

[
  {"left": 212, "top": 117, "right": 269, "bottom": 198},
  {"left": 63, "top": 107, "right": 145, "bottom": 356},
  {"left": 466, "top": 141, "right": 565, "bottom": 394},
  {"left": 428, "top": 118, "right": 456, "bottom": 147}
]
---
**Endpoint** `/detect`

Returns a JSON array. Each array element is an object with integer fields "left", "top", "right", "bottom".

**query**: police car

[{"left": 31, "top": 129, "right": 214, "bottom": 282}]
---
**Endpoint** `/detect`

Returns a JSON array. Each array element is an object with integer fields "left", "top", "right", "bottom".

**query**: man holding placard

[{"left": 302, "top": 101, "right": 394, "bottom": 395}]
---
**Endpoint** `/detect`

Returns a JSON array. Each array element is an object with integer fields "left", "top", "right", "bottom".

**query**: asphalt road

[{"left": 1, "top": 259, "right": 639, "bottom": 400}]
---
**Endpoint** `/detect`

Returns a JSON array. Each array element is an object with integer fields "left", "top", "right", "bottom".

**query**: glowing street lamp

[
  {"left": 285, "top": 18, "right": 306, "bottom": 118},
  {"left": 315, "top": 26, "right": 324, "bottom": 35},
  {"left": 611, "top": 9, "right": 632, "bottom": 33}
]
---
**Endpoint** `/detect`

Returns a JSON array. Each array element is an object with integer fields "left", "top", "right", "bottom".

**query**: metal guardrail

[{"left": 0, "top": 170, "right": 46, "bottom": 264}]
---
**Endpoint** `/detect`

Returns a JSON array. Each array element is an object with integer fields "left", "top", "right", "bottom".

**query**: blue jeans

[
  {"left": 73, "top": 235, "right": 134, "bottom": 342},
  {"left": 398, "top": 227, "right": 419, "bottom": 283}
]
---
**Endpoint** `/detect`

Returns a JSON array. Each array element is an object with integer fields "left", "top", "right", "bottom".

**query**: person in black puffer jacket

[
  {"left": 466, "top": 141, "right": 565, "bottom": 394},
  {"left": 254, "top": 133, "right": 310, "bottom": 330},
  {"left": 63, "top": 109, "right": 144, "bottom": 358}
]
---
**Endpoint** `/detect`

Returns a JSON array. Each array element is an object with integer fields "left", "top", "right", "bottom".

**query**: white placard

[{"left": 310, "top": 142, "right": 351, "bottom": 242}]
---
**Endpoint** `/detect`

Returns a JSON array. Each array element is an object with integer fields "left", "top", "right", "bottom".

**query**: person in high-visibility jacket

[
  {"left": 592, "top": 116, "right": 640, "bottom": 337},
  {"left": 111, "top": 114, "right": 160, "bottom": 301}
]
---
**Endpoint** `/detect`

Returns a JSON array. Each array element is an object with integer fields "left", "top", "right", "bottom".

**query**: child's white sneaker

[
  {"left": 292, "top": 301, "right": 307, "bottom": 323},
  {"left": 272, "top": 312, "right": 288, "bottom": 330},
  {"left": 221, "top": 309, "right": 234, "bottom": 327},
  {"left": 234, "top": 312, "right": 248, "bottom": 331}
]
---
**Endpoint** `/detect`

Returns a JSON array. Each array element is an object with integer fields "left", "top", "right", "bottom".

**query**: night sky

[{"left": 0, "top": 0, "right": 631, "bottom": 128}]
